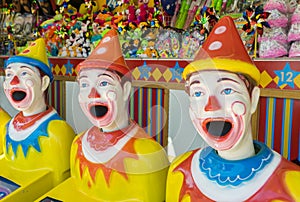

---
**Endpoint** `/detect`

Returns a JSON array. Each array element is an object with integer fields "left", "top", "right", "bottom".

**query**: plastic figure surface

[
  {"left": 37, "top": 29, "right": 169, "bottom": 202},
  {"left": 0, "top": 38, "right": 76, "bottom": 201},
  {"left": 0, "top": 108, "right": 10, "bottom": 155},
  {"left": 166, "top": 16, "right": 300, "bottom": 201}
]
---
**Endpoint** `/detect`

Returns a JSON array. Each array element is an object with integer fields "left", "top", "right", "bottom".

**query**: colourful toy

[
  {"left": 36, "top": 29, "right": 169, "bottom": 202},
  {"left": 170, "top": 0, "right": 181, "bottom": 27},
  {"left": 0, "top": 38, "right": 76, "bottom": 201},
  {"left": 175, "top": 0, "right": 190, "bottom": 29},
  {"left": 166, "top": 16, "right": 300, "bottom": 201},
  {"left": 183, "top": 0, "right": 201, "bottom": 30}
]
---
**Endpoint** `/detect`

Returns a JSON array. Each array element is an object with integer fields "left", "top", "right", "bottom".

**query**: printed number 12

[{"left": 280, "top": 72, "right": 293, "bottom": 82}]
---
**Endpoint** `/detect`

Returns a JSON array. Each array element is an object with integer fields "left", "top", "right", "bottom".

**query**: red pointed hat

[
  {"left": 76, "top": 29, "right": 130, "bottom": 76},
  {"left": 183, "top": 16, "right": 260, "bottom": 85}
]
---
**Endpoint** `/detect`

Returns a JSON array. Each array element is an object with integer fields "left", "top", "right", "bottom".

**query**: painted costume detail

[
  {"left": 171, "top": 141, "right": 300, "bottom": 201},
  {"left": 199, "top": 141, "right": 273, "bottom": 186},
  {"left": 75, "top": 122, "right": 139, "bottom": 186},
  {"left": 6, "top": 107, "right": 61, "bottom": 157}
]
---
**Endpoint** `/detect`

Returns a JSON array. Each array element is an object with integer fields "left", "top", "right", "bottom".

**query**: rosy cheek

[
  {"left": 231, "top": 101, "right": 246, "bottom": 116},
  {"left": 25, "top": 79, "right": 34, "bottom": 87},
  {"left": 3, "top": 81, "right": 9, "bottom": 89},
  {"left": 107, "top": 91, "right": 116, "bottom": 101}
]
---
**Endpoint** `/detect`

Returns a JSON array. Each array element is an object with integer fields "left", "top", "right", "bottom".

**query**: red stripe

[
  {"left": 257, "top": 97, "right": 266, "bottom": 143},
  {"left": 273, "top": 98, "right": 283, "bottom": 154},
  {"left": 290, "top": 99, "right": 300, "bottom": 160},
  {"left": 133, "top": 87, "right": 139, "bottom": 122},
  {"left": 161, "top": 90, "right": 165, "bottom": 146},
  {"left": 152, "top": 89, "right": 157, "bottom": 140},
  {"left": 142, "top": 88, "right": 148, "bottom": 128}
]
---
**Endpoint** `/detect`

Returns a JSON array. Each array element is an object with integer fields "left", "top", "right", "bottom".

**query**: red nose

[
  {"left": 10, "top": 76, "right": 20, "bottom": 85},
  {"left": 88, "top": 87, "right": 101, "bottom": 98},
  {"left": 204, "top": 96, "right": 221, "bottom": 111}
]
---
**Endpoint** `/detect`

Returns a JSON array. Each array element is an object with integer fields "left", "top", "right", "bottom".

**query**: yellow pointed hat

[
  {"left": 76, "top": 29, "right": 130, "bottom": 76},
  {"left": 5, "top": 38, "right": 53, "bottom": 82},
  {"left": 182, "top": 16, "right": 260, "bottom": 85}
]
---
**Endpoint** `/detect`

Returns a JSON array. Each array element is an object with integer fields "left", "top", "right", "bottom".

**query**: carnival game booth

[
  {"left": 1, "top": 56, "right": 299, "bottom": 163},
  {"left": 0, "top": 56, "right": 299, "bottom": 201}
]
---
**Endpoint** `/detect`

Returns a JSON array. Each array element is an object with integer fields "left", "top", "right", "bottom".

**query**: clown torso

[
  {"left": 71, "top": 121, "right": 169, "bottom": 201},
  {"left": 166, "top": 141, "right": 300, "bottom": 202},
  {"left": 0, "top": 108, "right": 10, "bottom": 154},
  {"left": 3, "top": 107, "right": 75, "bottom": 185}
]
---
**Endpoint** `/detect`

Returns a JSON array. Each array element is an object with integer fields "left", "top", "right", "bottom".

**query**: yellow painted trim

[{"left": 183, "top": 58, "right": 260, "bottom": 85}]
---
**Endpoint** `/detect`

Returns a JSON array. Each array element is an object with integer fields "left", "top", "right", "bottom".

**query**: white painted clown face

[
  {"left": 78, "top": 68, "right": 131, "bottom": 129},
  {"left": 3, "top": 63, "right": 49, "bottom": 114},
  {"left": 187, "top": 70, "right": 260, "bottom": 151}
]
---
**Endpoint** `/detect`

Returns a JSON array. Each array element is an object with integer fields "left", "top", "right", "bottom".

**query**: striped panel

[
  {"left": 258, "top": 97, "right": 300, "bottom": 160},
  {"left": 47, "top": 80, "right": 66, "bottom": 119},
  {"left": 129, "top": 87, "right": 167, "bottom": 147}
]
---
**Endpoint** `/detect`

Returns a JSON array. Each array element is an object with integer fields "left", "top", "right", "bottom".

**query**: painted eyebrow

[
  {"left": 190, "top": 80, "right": 200, "bottom": 86},
  {"left": 98, "top": 73, "right": 114, "bottom": 79},
  {"left": 217, "top": 77, "right": 240, "bottom": 84},
  {"left": 78, "top": 75, "right": 88, "bottom": 80}
]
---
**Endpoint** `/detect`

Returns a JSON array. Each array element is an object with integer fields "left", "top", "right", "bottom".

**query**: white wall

[
  {"left": 168, "top": 90, "right": 206, "bottom": 156},
  {"left": 0, "top": 76, "right": 18, "bottom": 117},
  {"left": 66, "top": 81, "right": 92, "bottom": 134}
]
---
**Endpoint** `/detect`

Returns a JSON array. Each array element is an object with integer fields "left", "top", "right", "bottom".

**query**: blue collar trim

[
  {"left": 199, "top": 141, "right": 273, "bottom": 186},
  {"left": 6, "top": 113, "right": 61, "bottom": 157}
]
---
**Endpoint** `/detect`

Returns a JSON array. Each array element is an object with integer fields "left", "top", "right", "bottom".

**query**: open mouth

[
  {"left": 89, "top": 104, "right": 108, "bottom": 118},
  {"left": 12, "top": 90, "right": 27, "bottom": 102},
  {"left": 205, "top": 120, "right": 232, "bottom": 138}
]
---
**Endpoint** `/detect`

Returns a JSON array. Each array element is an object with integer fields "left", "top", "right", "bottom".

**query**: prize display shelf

[{"left": 0, "top": 56, "right": 299, "bottom": 162}]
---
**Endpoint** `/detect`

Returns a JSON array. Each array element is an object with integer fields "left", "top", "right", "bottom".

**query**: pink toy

[
  {"left": 264, "top": 0, "right": 288, "bottom": 14},
  {"left": 288, "top": 22, "right": 300, "bottom": 42},
  {"left": 258, "top": 27, "right": 287, "bottom": 45},
  {"left": 290, "top": 4, "right": 300, "bottom": 24},
  {"left": 259, "top": 40, "right": 288, "bottom": 58},
  {"left": 289, "top": 41, "right": 300, "bottom": 57},
  {"left": 266, "top": 9, "right": 289, "bottom": 28}
]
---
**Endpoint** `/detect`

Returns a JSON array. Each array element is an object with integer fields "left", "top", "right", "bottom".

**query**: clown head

[
  {"left": 183, "top": 16, "right": 261, "bottom": 159},
  {"left": 77, "top": 68, "right": 131, "bottom": 131},
  {"left": 186, "top": 70, "right": 260, "bottom": 152},
  {"left": 3, "top": 38, "right": 52, "bottom": 116},
  {"left": 76, "top": 29, "right": 132, "bottom": 131}
]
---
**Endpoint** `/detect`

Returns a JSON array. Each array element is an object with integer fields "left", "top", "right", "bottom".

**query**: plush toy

[
  {"left": 144, "top": 39, "right": 159, "bottom": 58},
  {"left": 136, "top": 0, "right": 149, "bottom": 23}
]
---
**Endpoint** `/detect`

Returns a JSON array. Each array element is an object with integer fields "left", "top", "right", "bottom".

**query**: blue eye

[
  {"left": 81, "top": 83, "right": 88, "bottom": 88},
  {"left": 99, "top": 81, "right": 108, "bottom": 87},
  {"left": 222, "top": 88, "right": 233, "bottom": 95},
  {"left": 193, "top": 91, "right": 203, "bottom": 97},
  {"left": 21, "top": 71, "right": 28, "bottom": 76}
]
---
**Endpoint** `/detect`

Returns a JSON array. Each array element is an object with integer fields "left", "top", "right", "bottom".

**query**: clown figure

[
  {"left": 166, "top": 16, "right": 300, "bottom": 202},
  {"left": 36, "top": 29, "right": 169, "bottom": 202},
  {"left": 0, "top": 38, "right": 76, "bottom": 201}
]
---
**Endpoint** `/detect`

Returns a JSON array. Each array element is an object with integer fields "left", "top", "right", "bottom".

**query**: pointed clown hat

[
  {"left": 76, "top": 29, "right": 130, "bottom": 77},
  {"left": 182, "top": 16, "right": 260, "bottom": 85},
  {"left": 5, "top": 38, "right": 53, "bottom": 82}
]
